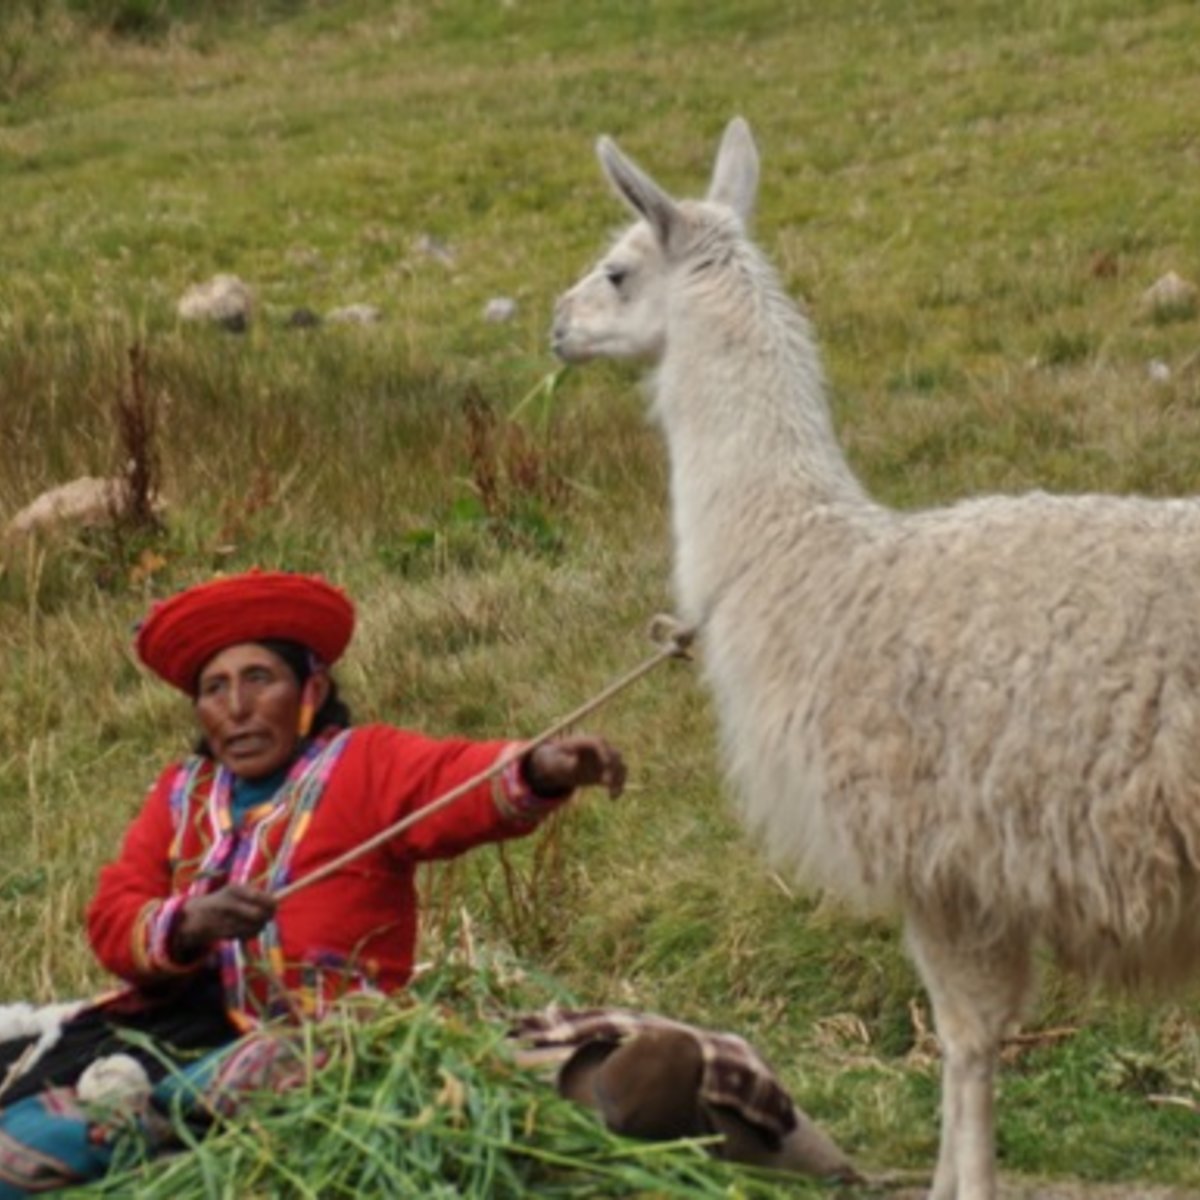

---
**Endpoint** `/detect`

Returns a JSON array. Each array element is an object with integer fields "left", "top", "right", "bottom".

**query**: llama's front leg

[
  {"left": 907, "top": 918, "right": 1032, "bottom": 1200},
  {"left": 934, "top": 1036, "right": 998, "bottom": 1200},
  {"left": 955, "top": 1042, "right": 998, "bottom": 1198},
  {"left": 929, "top": 1051, "right": 960, "bottom": 1200}
]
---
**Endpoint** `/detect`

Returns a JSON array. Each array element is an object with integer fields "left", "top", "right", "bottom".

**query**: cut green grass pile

[{"left": 81, "top": 959, "right": 815, "bottom": 1199}]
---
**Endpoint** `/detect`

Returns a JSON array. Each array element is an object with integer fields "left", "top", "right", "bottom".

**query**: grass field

[{"left": 3, "top": 0, "right": 1200, "bottom": 1193}]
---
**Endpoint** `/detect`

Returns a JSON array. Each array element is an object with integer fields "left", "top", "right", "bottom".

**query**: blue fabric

[
  {"left": 229, "top": 767, "right": 287, "bottom": 827},
  {"left": 0, "top": 1091, "right": 115, "bottom": 1198},
  {"left": 148, "top": 1041, "right": 232, "bottom": 1116},
  {"left": 0, "top": 1041, "right": 257, "bottom": 1196}
]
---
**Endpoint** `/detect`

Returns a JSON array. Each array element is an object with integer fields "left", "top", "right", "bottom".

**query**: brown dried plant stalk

[{"left": 110, "top": 343, "right": 163, "bottom": 533}]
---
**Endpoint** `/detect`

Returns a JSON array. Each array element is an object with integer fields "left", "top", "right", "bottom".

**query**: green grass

[
  {"left": 79, "top": 960, "right": 817, "bottom": 1199},
  {"left": 3, "top": 0, "right": 1200, "bottom": 1193}
]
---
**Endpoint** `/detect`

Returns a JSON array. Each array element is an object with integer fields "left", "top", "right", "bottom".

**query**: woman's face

[{"left": 195, "top": 642, "right": 309, "bottom": 778}]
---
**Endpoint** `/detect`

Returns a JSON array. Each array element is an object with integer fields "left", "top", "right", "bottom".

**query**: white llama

[{"left": 551, "top": 116, "right": 1200, "bottom": 1200}]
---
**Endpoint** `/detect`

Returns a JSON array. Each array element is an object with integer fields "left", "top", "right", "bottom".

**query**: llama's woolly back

[{"left": 708, "top": 489, "right": 1200, "bottom": 985}]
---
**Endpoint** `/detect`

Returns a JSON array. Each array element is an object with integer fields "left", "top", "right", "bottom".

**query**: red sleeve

[
  {"left": 86, "top": 764, "right": 202, "bottom": 985},
  {"left": 357, "top": 725, "right": 568, "bottom": 863}
]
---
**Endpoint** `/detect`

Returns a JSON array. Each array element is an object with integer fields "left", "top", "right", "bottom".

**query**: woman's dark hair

[{"left": 191, "top": 638, "right": 353, "bottom": 758}]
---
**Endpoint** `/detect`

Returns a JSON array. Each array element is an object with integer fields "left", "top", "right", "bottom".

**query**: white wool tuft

[
  {"left": 0, "top": 1000, "right": 83, "bottom": 1049},
  {"left": 76, "top": 1054, "right": 152, "bottom": 1108},
  {"left": 0, "top": 1000, "right": 85, "bottom": 1094}
]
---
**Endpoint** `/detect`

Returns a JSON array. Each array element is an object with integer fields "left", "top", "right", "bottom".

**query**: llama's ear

[
  {"left": 707, "top": 116, "right": 759, "bottom": 224},
  {"left": 597, "top": 136, "right": 681, "bottom": 248}
]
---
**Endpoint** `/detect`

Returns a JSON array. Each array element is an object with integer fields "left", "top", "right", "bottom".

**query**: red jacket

[{"left": 87, "top": 724, "right": 557, "bottom": 1028}]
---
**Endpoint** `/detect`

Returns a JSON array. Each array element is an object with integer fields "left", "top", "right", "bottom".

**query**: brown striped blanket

[{"left": 507, "top": 1006, "right": 798, "bottom": 1143}]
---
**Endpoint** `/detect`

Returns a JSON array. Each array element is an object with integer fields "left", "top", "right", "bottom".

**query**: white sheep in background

[{"left": 551, "top": 116, "right": 1200, "bottom": 1200}]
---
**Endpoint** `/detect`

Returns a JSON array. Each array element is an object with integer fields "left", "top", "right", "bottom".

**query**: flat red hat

[{"left": 135, "top": 569, "right": 356, "bottom": 693}]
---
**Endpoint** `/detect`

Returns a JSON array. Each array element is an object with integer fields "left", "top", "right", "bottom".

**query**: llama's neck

[{"left": 652, "top": 249, "right": 873, "bottom": 621}]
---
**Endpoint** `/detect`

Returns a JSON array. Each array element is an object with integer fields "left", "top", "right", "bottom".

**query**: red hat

[{"left": 135, "top": 569, "right": 356, "bottom": 694}]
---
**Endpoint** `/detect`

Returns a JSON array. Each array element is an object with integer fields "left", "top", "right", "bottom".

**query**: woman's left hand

[{"left": 525, "top": 735, "right": 627, "bottom": 799}]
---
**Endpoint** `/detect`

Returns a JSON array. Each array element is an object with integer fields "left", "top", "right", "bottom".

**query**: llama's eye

[{"left": 605, "top": 265, "right": 628, "bottom": 289}]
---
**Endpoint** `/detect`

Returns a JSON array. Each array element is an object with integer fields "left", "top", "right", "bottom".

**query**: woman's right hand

[{"left": 170, "top": 883, "right": 278, "bottom": 960}]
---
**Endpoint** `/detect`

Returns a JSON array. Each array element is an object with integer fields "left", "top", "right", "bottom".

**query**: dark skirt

[{"left": 0, "top": 971, "right": 238, "bottom": 1107}]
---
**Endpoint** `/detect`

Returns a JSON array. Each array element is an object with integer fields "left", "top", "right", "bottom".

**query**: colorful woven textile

[
  {"left": 152, "top": 1027, "right": 322, "bottom": 1122},
  {"left": 0, "top": 1088, "right": 112, "bottom": 1198},
  {"left": 0, "top": 1029, "right": 319, "bottom": 1197}
]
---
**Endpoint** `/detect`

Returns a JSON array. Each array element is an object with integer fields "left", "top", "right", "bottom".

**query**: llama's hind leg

[{"left": 906, "top": 918, "right": 1033, "bottom": 1200}]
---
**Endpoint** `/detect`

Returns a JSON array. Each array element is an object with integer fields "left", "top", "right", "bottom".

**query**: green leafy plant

[{"left": 86, "top": 960, "right": 805, "bottom": 1199}]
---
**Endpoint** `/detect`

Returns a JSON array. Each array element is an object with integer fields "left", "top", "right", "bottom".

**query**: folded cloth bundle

[{"left": 508, "top": 1007, "right": 860, "bottom": 1183}]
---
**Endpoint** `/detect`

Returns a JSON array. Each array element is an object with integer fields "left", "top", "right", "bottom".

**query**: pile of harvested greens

[{"left": 81, "top": 959, "right": 814, "bottom": 1199}]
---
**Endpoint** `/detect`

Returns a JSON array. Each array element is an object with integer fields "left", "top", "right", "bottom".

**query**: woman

[{"left": 0, "top": 569, "right": 626, "bottom": 1195}]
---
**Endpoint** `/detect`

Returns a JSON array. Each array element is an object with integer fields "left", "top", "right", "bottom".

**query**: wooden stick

[{"left": 273, "top": 625, "right": 694, "bottom": 902}]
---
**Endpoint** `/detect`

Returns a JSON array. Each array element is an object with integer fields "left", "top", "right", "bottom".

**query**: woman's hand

[
  {"left": 170, "top": 883, "right": 278, "bottom": 960},
  {"left": 524, "top": 735, "right": 627, "bottom": 799}
]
